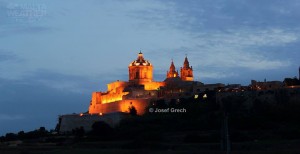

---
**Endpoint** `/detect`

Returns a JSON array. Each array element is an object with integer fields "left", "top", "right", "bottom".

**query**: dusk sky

[{"left": 1, "top": 0, "right": 299, "bottom": 135}]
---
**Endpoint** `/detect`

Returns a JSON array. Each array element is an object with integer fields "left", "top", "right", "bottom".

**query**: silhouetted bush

[
  {"left": 88, "top": 121, "right": 114, "bottom": 140},
  {"left": 128, "top": 105, "right": 137, "bottom": 116},
  {"left": 5, "top": 133, "right": 18, "bottom": 141}
]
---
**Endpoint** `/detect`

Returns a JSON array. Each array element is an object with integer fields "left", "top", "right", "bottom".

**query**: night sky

[{"left": 1, "top": 0, "right": 299, "bottom": 135}]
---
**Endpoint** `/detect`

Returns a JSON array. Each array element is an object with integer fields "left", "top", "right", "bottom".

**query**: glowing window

[{"left": 194, "top": 94, "right": 198, "bottom": 99}]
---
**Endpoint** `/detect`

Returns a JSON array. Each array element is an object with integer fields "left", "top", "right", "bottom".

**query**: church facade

[{"left": 88, "top": 52, "right": 200, "bottom": 115}]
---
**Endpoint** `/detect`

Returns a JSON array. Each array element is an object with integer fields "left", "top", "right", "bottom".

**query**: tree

[
  {"left": 284, "top": 77, "right": 300, "bottom": 86},
  {"left": 18, "top": 131, "right": 25, "bottom": 139},
  {"left": 5, "top": 133, "right": 17, "bottom": 141},
  {"left": 89, "top": 121, "right": 114, "bottom": 140}
]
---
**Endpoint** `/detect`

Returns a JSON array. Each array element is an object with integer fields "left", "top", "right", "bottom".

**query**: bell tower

[
  {"left": 166, "top": 60, "right": 179, "bottom": 78},
  {"left": 180, "top": 56, "right": 193, "bottom": 81},
  {"left": 128, "top": 52, "right": 153, "bottom": 84}
]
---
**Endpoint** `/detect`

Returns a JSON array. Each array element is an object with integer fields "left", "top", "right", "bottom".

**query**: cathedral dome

[
  {"left": 128, "top": 52, "right": 153, "bottom": 84},
  {"left": 129, "top": 52, "right": 152, "bottom": 66}
]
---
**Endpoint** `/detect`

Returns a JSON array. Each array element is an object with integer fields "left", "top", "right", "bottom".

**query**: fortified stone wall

[
  {"left": 89, "top": 98, "right": 152, "bottom": 115},
  {"left": 59, "top": 112, "right": 129, "bottom": 133}
]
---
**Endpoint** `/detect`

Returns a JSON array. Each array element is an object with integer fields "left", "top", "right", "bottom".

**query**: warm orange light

[
  {"left": 88, "top": 52, "right": 196, "bottom": 116},
  {"left": 80, "top": 113, "right": 83, "bottom": 116},
  {"left": 144, "top": 82, "right": 165, "bottom": 90}
]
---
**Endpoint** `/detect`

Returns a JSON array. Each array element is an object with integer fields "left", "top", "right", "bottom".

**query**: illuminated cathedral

[{"left": 88, "top": 52, "right": 198, "bottom": 115}]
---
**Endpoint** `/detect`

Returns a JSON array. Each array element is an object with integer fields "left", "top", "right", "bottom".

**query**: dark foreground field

[{"left": 1, "top": 139, "right": 300, "bottom": 154}]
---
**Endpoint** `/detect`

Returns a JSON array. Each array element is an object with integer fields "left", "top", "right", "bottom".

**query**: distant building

[
  {"left": 251, "top": 80, "right": 283, "bottom": 90},
  {"left": 283, "top": 67, "right": 300, "bottom": 87},
  {"left": 224, "top": 84, "right": 242, "bottom": 91},
  {"left": 194, "top": 83, "right": 225, "bottom": 92}
]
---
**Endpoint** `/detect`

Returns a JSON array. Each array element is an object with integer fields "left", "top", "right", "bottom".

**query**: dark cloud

[
  {"left": 0, "top": 26, "right": 55, "bottom": 38},
  {"left": 0, "top": 70, "right": 100, "bottom": 135},
  {"left": 13, "top": 26, "right": 54, "bottom": 34},
  {"left": 164, "top": 0, "right": 300, "bottom": 31},
  {"left": 126, "top": 0, "right": 297, "bottom": 76},
  {"left": 128, "top": 0, "right": 300, "bottom": 34},
  {"left": 0, "top": 50, "right": 19, "bottom": 62}
]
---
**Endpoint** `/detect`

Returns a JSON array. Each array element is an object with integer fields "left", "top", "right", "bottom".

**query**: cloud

[
  {"left": 147, "top": 27, "right": 295, "bottom": 71},
  {"left": 119, "top": 1, "right": 296, "bottom": 73},
  {"left": 0, "top": 25, "right": 55, "bottom": 38},
  {"left": 198, "top": 28, "right": 298, "bottom": 47},
  {"left": 0, "top": 50, "right": 18, "bottom": 62},
  {"left": 0, "top": 75, "right": 91, "bottom": 135},
  {"left": 197, "top": 71, "right": 238, "bottom": 79},
  {"left": 163, "top": 0, "right": 300, "bottom": 30},
  {"left": 23, "top": 69, "right": 101, "bottom": 94},
  {"left": 198, "top": 49, "right": 291, "bottom": 70},
  {"left": 0, "top": 114, "right": 25, "bottom": 121},
  {"left": 204, "top": 28, "right": 295, "bottom": 69}
]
